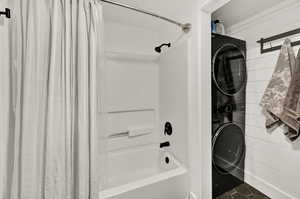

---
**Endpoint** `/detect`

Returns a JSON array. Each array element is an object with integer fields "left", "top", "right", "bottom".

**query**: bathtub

[{"left": 99, "top": 146, "right": 188, "bottom": 199}]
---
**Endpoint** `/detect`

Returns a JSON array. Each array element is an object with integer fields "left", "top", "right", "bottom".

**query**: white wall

[
  {"left": 152, "top": 3, "right": 209, "bottom": 198},
  {"left": 99, "top": 20, "right": 161, "bottom": 188},
  {"left": 104, "top": 21, "right": 160, "bottom": 54},
  {"left": 227, "top": 0, "right": 300, "bottom": 198},
  {"left": 159, "top": 40, "right": 189, "bottom": 165},
  {"left": 100, "top": 13, "right": 194, "bottom": 197},
  {"left": 158, "top": 39, "right": 191, "bottom": 198}
]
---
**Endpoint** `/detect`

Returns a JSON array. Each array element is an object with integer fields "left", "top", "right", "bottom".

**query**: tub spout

[{"left": 160, "top": 141, "right": 170, "bottom": 148}]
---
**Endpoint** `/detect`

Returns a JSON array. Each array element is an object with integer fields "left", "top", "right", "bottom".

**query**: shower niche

[{"left": 97, "top": 18, "right": 190, "bottom": 199}]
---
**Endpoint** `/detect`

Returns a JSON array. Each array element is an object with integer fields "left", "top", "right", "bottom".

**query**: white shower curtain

[{"left": 1, "top": 0, "right": 103, "bottom": 198}]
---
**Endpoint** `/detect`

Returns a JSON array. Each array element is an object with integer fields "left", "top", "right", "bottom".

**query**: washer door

[
  {"left": 213, "top": 44, "right": 246, "bottom": 96},
  {"left": 212, "top": 123, "right": 245, "bottom": 174}
]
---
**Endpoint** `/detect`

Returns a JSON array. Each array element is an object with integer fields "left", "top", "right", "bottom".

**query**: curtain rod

[
  {"left": 99, "top": 0, "right": 192, "bottom": 33},
  {"left": 0, "top": 8, "right": 10, "bottom": 18}
]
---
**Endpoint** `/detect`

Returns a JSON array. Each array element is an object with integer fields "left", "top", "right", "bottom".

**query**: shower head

[{"left": 155, "top": 43, "right": 171, "bottom": 53}]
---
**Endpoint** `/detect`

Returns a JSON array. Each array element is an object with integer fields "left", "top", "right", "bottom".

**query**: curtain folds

[{"left": 1, "top": 0, "right": 102, "bottom": 198}]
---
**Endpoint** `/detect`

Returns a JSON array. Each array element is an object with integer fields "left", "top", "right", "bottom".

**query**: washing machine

[{"left": 211, "top": 33, "right": 247, "bottom": 198}]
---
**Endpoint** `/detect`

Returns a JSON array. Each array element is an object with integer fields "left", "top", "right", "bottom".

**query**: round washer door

[
  {"left": 213, "top": 44, "right": 247, "bottom": 96},
  {"left": 212, "top": 123, "right": 245, "bottom": 174}
]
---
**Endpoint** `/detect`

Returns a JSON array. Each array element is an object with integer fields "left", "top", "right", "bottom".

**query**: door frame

[{"left": 192, "top": 0, "right": 233, "bottom": 198}]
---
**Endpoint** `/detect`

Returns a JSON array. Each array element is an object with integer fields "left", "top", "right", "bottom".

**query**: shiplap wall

[{"left": 228, "top": 0, "right": 300, "bottom": 198}]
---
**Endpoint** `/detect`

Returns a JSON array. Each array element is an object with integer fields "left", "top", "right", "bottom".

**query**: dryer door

[
  {"left": 213, "top": 44, "right": 247, "bottom": 96},
  {"left": 212, "top": 123, "right": 245, "bottom": 174}
]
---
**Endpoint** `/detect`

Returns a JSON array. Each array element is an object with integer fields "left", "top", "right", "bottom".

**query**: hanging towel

[
  {"left": 260, "top": 39, "right": 296, "bottom": 129},
  {"left": 281, "top": 49, "right": 300, "bottom": 141}
]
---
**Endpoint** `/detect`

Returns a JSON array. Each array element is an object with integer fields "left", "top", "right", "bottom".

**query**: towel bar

[{"left": 257, "top": 28, "right": 300, "bottom": 54}]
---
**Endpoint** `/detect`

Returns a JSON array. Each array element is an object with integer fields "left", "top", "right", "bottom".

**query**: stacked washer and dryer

[{"left": 211, "top": 33, "right": 247, "bottom": 198}]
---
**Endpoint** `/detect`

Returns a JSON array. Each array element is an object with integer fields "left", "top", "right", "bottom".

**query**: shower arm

[{"left": 99, "top": 0, "right": 192, "bottom": 33}]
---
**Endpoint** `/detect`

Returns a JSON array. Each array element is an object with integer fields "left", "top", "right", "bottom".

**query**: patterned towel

[
  {"left": 260, "top": 39, "right": 297, "bottom": 140},
  {"left": 281, "top": 49, "right": 300, "bottom": 141}
]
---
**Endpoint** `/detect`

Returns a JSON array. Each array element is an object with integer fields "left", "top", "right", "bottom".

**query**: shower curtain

[{"left": 1, "top": 0, "right": 103, "bottom": 198}]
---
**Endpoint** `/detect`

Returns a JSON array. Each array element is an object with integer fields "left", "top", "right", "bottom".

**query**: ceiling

[
  {"left": 212, "top": 0, "right": 287, "bottom": 28},
  {"left": 102, "top": 0, "right": 198, "bottom": 31},
  {"left": 102, "top": 0, "right": 288, "bottom": 32}
]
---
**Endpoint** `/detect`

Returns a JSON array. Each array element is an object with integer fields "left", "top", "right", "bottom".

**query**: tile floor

[{"left": 215, "top": 183, "right": 270, "bottom": 199}]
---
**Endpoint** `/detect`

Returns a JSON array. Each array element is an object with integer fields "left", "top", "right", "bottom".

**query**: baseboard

[{"left": 244, "top": 170, "right": 295, "bottom": 199}]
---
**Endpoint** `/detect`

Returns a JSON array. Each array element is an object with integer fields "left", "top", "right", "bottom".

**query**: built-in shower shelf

[{"left": 105, "top": 51, "right": 159, "bottom": 62}]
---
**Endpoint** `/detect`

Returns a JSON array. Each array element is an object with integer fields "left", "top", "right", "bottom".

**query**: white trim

[
  {"left": 196, "top": 1, "right": 234, "bottom": 198},
  {"left": 227, "top": 0, "right": 300, "bottom": 35},
  {"left": 244, "top": 170, "right": 295, "bottom": 199},
  {"left": 200, "top": 0, "right": 231, "bottom": 13}
]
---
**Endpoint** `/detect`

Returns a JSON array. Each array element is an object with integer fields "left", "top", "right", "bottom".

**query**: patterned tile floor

[{"left": 215, "top": 183, "right": 270, "bottom": 199}]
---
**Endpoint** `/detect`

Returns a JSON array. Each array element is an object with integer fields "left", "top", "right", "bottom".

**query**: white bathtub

[{"left": 99, "top": 147, "right": 188, "bottom": 199}]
